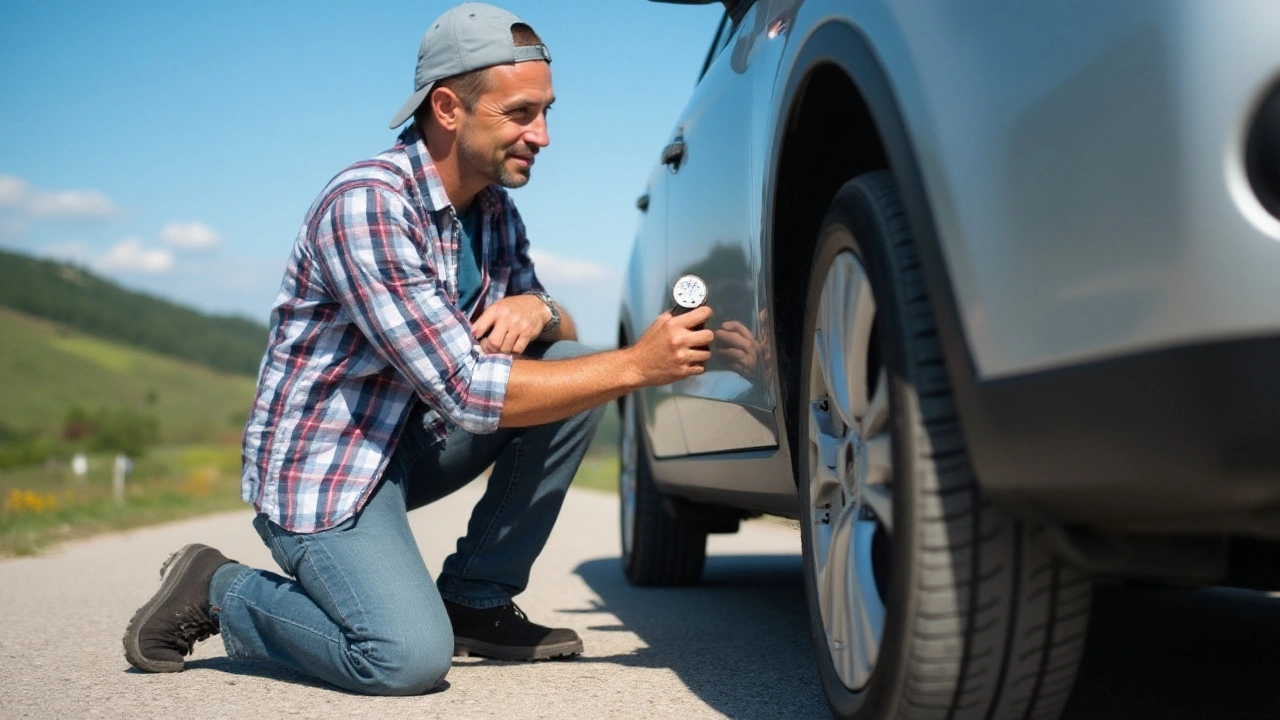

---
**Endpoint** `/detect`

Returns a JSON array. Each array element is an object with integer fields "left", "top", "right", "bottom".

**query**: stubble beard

[{"left": 458, "top": 131, "right": 531, "bottom": 190}]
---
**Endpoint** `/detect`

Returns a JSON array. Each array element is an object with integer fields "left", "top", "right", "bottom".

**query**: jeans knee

[{"left": 349, "top": 630, "right": 453, "bottom": 696}]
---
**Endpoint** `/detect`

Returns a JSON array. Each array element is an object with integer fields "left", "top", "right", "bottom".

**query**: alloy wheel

[{"left": 806, "top": 249, "right": 894, "bottom": 691}]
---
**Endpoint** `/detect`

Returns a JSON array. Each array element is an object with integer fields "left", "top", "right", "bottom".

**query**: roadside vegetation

[
  {"left": 0, "top": 293, "right": 257, "bottom": 556},
  {"left": 0, "top": 444, "right": 244, "bottom": 556},
  {"left": 574, "top": 457, "right": 620, "bottom": 493}
]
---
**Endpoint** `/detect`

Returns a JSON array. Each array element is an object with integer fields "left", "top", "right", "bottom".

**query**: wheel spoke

[
  {"left": 809, "top": 401, "right": 844, "bottom": 507},
  {"left": 862, "top": 434, "right": 892, "bottom": 488},
  {"left": 861, "top": 484, "right": 893, "bottom": 533},
  {"left": 815, "top": 263, "right": 841, "bottom": 424},
  {"left": 849, "top": 520, "right": 886, "bottom": 683},
  {"left": 818, "top": 255, "right": 876, "bottom": 430},
  {"left": 857, "top": 428, "right": 892, "bottom": 531},
  {"left": 845, "top": 267, "right": 877, "bottom": 418},
  {"left": 862, "top": 368, "right": 889, "bottom": 437},
  {"left": 821, "top": 497, "right": 858, "bottom": 683}
]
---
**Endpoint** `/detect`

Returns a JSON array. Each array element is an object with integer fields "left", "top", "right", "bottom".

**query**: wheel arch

[{"left": 766, "top": 19, "right": 975, "bottom": 476}]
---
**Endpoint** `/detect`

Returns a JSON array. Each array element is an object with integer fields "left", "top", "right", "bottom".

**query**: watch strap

[{"left": 530, "top": 291, "right": 560, "bottom": 335}]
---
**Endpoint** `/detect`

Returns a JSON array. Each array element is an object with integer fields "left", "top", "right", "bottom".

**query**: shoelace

[
  {"left": 489, "top": 602, "right": 530, "bottom": 628},
  {"left": 173, "top": 607, "right": 220, "bottom": 656}
]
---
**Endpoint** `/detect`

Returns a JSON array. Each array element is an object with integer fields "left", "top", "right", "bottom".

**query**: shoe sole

[
  {"left": 122, "top": 544, "right": 211, "bottom": 673},
  {"left": 453, "top": 636, "right": 584, "bottom": 661}
]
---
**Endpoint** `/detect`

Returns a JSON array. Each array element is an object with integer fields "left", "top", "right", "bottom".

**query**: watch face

[{"left": 672, "top": 274, "right": 708, "bottom": 309}]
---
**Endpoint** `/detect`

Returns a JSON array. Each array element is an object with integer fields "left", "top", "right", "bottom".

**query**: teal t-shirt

[{"left": 455, "top": 205, "right": 484, "bottom": 316}]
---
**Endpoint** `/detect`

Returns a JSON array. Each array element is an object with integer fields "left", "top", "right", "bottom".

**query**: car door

[
  {"left": 633, "top": 10, "right": 737, "bottom": 460},
  {"left": 630, "top": 162, "right": 691, "bottom": 458},
  {"left": 663, "top": 0, "right": 791, "bottom": 455}
]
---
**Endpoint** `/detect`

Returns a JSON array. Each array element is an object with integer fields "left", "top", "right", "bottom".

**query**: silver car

[{"left": 616, "top": 1, "right": 1280, "bottom": 718}]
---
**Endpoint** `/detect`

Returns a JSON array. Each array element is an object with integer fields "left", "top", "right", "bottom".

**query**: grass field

[
  {"left": 571, "top": 454, "right": 619, "bottom": 494},
  {"left": 0, "top": 308, "right": 255, "bottom": 443}
]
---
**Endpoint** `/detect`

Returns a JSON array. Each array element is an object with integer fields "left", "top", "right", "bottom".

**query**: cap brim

[{"left": 389, "top": 83, "right": 434, "bottom": 129}]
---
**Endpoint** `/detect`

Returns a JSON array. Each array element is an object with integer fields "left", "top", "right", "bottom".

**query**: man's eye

[{"left": 510, "top": 106, "right": 548, "bottom": 118}]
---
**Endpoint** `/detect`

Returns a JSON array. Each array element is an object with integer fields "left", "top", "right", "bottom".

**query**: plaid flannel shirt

[{"left": 241, "top": 124, "right": 544, "bottom": 533}]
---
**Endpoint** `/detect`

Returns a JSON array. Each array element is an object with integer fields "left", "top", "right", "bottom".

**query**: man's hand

[
  {"left": 472, "top": 295, "right": 551, "bottom": 355},
  {"left": 626, "top": 306, "right": 715, "bottom": 386}
]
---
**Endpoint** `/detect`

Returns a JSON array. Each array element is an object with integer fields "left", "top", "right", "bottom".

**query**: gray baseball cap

[{"left": 389, "top": 2, "right": 551, "bottom": 129}]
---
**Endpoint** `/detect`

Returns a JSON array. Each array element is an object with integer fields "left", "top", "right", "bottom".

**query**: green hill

[
  {"left": 0, "top": 249, "right": 268, "bottom": 375},
  {"left": 0, "top": 307, "right": 255, "bottom": 445}
]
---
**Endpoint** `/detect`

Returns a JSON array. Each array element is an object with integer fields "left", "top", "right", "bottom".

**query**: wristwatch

[{"left": 529, "top": 291, "right": 560, "bottom": 335}]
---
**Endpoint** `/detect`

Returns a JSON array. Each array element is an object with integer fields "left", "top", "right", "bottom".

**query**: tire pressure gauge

[{"left": 671, "top": 274, "right": 708, "bottom": 315}]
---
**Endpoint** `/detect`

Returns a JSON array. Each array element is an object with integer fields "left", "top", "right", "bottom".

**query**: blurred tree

[
  {"left": 60, "top": 405, "right": 160, "bottom": 458},
  {"left": 89, "top": 407, "right": 160, "bottom": 458},
  {"left": 0, "top": 249, "right": 268, "bottom": 375}
]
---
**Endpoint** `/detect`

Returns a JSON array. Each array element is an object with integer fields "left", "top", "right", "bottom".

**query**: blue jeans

[{"left": 208, "top": 341, "right": 604, "bottom": 695}]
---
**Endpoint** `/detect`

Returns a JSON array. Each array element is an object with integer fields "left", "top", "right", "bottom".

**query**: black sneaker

[
  {"left": 445, "top": 600, "right": 583, "bottom": 661},
  {"left": 122, "top": 543, "right": 234, "bottom": 673}
]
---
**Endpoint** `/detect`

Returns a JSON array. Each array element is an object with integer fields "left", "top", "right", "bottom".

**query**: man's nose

[{"left": 526, "top": 113, "right": 550, "bottom": 148}]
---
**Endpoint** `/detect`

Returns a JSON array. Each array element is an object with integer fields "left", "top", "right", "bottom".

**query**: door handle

[{"left": 661, "top": 138, "right": 686, "bottom": 170}]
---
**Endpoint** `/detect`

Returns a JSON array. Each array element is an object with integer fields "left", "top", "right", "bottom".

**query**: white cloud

[
  {"left": 30, "top": 189, "right": 119, "bottom": 220},
  {"left": 160, "top": 221, "right": 221, "bottom": 250},
  {"left": 529, "top": 249, "right": 620, "bottom": 286},
  {"left": 40, "top": 241, "right": 96, "bottom": 265},
  {"left": 0, "top": 175, "right": 27, "bottom": 207},
  {"left": 97, "top": 238, "right": 174, "bottom": 273},
  {"left": 0, "top": 173, "right": 120, "bottom": 221}
]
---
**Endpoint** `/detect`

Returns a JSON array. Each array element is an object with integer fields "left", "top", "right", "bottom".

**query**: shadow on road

[
  {"left": 179, "top": 657, "right": 331, "bottom": 689},
  {"left": 578, "top": 555, "right": 1280, "bottom": 720},
  {"left": 1063, "top": 583, "right": 1280, "bottom": 719},
  {"left": 177, "top": 657, "right": 453, "bottom": 696},
  {"left": 573, "top": 553, "right": 830, "bottom": 719}
]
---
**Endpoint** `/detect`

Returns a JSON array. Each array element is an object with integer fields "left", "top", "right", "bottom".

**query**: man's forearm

[
  {"left": 499, "top": 348, "right": 640, "bottom": 427},
  {"left": 501, "top": 305, "right": 715, "bottom": 427}
]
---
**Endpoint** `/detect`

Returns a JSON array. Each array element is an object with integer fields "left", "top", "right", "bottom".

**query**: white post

[
  {"left": 112, "top": 453, "right": 127, "bottom": 505},
  {"left": 72, "top": 452, "right": 88, "bottom": 485}
]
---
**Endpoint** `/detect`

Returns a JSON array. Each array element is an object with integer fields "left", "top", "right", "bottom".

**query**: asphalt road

[{"left": 2, "top": 481, "right": 1279, "bottom": 719}]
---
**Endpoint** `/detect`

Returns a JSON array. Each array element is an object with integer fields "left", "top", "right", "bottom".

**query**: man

[{"left": 121, "top": 3, "right": 712, "bottom": 697}]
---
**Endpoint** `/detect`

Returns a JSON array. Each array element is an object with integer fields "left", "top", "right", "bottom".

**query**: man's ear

[{"left": 428, "top": 86, "right": 464, "bottom": 132}]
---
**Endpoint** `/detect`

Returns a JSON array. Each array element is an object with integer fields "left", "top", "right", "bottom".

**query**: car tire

[
  {"left": 797, "top": 171, "right": 1092, "bottom": 719},
  {"left": 618, "top": 395, "right": 708, "bottom": 586}
]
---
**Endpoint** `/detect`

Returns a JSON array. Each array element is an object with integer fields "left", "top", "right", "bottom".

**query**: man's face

[{"left": 456, "top": 61, "right": 554, "bottom": 189}]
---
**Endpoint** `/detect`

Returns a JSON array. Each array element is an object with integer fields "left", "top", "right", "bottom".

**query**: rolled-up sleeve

[{"left": 313, "top": 186, "right": 510, "bottom": 434}]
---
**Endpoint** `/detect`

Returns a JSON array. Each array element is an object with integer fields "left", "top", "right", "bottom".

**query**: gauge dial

[{"left": 671, "top": 274, "right": 708, "bottom": 309}]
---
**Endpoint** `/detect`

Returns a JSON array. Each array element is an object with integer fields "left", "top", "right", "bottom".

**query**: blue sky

[{"left": 0, "top": 1, "right": 724, "bottom": 348}]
